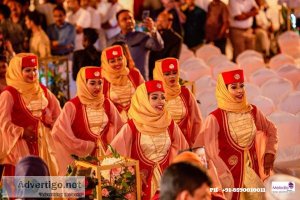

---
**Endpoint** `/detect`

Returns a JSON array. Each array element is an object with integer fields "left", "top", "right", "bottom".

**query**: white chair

[
  {"left": 206, "top": 54, "right": 229, "bottom": 69},
  {"left": 249, "top": 68, "right": 278, "bottom": 87},
  {"left": 278, "top": 91, "right": 300, "bottom": 115},
  {"left": 180, "top": 57, "right": 211, "bottom": 82},
  {"left": 276, "top": 64, "right": 300, "bottom": 88},
  {"left": 236, "top": 50, "right": 263, "bottom": 65},
  {"left": 269, "top": 53, "right": 296, "bottom": 70},
  {"left": 194, "top": 75, "right": 216, "bottom": 96},
  {"left": 212, "top": 61, "right": 239, "bottom": 80},
  {"left": 282, "top": 47, "right": 300, "bottom": 60},
  {"left": 297, "top": 83, "right": 300, "bottom": 91},
  {"left": 196, "top": 88, "right": 217, "bottom": 119},
  {"left": 296, "top": 57, "right": 300, "bottom": 67},
  {"left": 268, "top": 111, "right": 300, "bottom": 150},
  {"left": 261, "top": 77, "right": 293, "bottom": 105},
  {"left": 195, "top": 44, "right": 221, "bottom": 63},
  {"left": 278, "top": 31, "right": 300, "bottom": 46},
  {"left": 278, "top": 31, "right": 300, "bottom": 59},
  {"left": 250, "top": 95, "right": 275, "bottom": 116},
  {"left": 244, "top": 82, "right": 261, "bottom": 102},
  {"left": 238, "top": 57, "right": 266, "bottom": 78},
  {"left": 179, "top": 44, "right": 195, "bottom": 64}
]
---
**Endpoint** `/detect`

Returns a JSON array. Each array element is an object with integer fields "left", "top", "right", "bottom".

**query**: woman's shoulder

[
  {"left": 129, "top": 67, "right": 142, "bottom": 76},
  {"left": 68, "top": 96, "right": 81, "bottom": 105},
  {"left": 0, "top": 88, "right": 14, "bottom": 98},
  {"left": 128, "top": 68, "right": 144, "bottom": 85}
]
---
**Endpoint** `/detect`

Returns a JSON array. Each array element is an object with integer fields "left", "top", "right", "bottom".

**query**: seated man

[{"left": 160, "top": 162, "right": 212, "bottom": 200}]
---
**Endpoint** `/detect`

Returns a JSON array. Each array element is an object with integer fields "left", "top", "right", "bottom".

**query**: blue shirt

[
  {"left": 108, "top": 31, "right": 164, "bottom": 80},
  {"left": 47, "top": 22, "right": 75, "bottom": 55}
]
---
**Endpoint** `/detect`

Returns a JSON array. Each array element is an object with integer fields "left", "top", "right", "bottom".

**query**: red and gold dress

[
  {"left": 109, "top": 81, "right": 189, "bottom": 200},
  {"left": 194, "top": 69, "right": 278, "bottom": 200},
  {"left": 153, "top": 58, "right": 202, "bottom": 147},
  {"left": 101, "top": 45, "right": 144, "bottom": 122},
  {"left": 0, "top": 53, "right": 60, "bottom": 176},
  {"left": 52, "top": 67, "right": 124, "bottom": 175}
]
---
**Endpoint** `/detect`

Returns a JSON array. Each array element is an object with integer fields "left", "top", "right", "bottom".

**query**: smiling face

[
  {"left": 149, "top": 91, "right": 166, "bottom": 113},
  {"left": 22, "top": 66, "right": 38, "bottom": 83},
  {"left": 86, "top": 78, "right": 102, "bottom": 97},
  {"left": 108, "top": 56, "right": 124, "bottom": 71},
  {"left": 163, "top": 70, "right": 178, "bottom": 87},
  {"left": 227, "top": 82, "right": 245, "bottom": 103}
]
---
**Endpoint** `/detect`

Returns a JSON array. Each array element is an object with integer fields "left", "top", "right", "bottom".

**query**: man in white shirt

[
  {"left": 101, "top": 0, "right": 123, "bottom": 40},
  {"left": 80, "top": 0, "right": 106, "bottom": 50},
  {"left": 96, "top": 0, "right": 111, "bottom": 20},
  {"left": 255, "top": 3, "right": 271, "bottom": 57},
  {"left": 228, "top": 0, "right": 258, "bottom": 61},
  {"left": 66, "top": 0, "right": 91, "bottom": 50}
]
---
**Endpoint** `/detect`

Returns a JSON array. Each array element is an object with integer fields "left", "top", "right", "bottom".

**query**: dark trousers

[
  {"left": 0, "top": 164, "right": 4, "bottom": 181},
  {"left": 214, "top": 38, "right": 227, "bottom": 54}
]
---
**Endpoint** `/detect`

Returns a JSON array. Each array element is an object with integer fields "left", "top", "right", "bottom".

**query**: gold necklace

[
  {"left": 228, "top": 114, "right": 255, "bottom": 147},
  {"left": 112, "top": 80, "right": 132, "bottom": 106},
  {"left": 118, "top": 79, "right": 131, "bottom": 104},
  {"left": 86, "top": 106, "right": 106, "bottom": 134},
  {"left": 27, "top": 95, "right": 44, "bottom": 117},
  {"left": 168, "top": 97, "right": 185, "bottom": 123},
  {"left": 149, "top": 132, "right": 168, "bottom": 158}
]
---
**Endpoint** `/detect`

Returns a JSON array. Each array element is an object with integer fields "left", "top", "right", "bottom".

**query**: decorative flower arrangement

[
  {"left": 101, "top": 157, "right": 136, "bottom": 200},
  {"left": 67, "top": 146, "right": 138, "bottom": 200},
  {"left": 66, "top": 155, "right": 99, "bottom": 199}
]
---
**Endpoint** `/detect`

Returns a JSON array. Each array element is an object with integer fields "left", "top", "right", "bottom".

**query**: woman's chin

[
  {"left": 235, "top": 98, "right": 244, "bottom": 103},
  {"left": 112, "top": 66, "right": 123, "bottom": 71},
  {"left": 92, "top": 93, "right": 100, "bottom": 97},
  {"left": 168, "top": 82, "right": 177, "bottom": 87},
  {"left": 154, "top": 108, "right": 164, "bottom": 113}
]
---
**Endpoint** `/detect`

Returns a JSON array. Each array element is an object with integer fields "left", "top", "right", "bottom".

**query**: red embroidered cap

[
  {"left": 106, "top": 45, "right": 123, "bottom": 60},
  {"left": 161, "top": 58, "right": 178, "bottom": 73},
  {"left": 85, "top": 67, "right": 101, "bottom": 79},
  {"left": 145, "top": 80, "right": 165, "bottom": 93},
  {"left": 222, "top": 69, "right": 244, "bottom": 84},
  {"left": 22, "top": 55, "right": 38, "bottom": 68}
]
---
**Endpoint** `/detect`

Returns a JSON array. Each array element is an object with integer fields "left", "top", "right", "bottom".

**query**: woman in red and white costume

[
  {"left": 153, "top": 57, "right": 202, "bottom": 147},
  {"left": 109, "top": 80, "right": 189, "bottom": 200},
  {"left": 0, "top": 53, "right": 61, "bottom": 176},
  {"left": 52, "top": 67, "right": 124, "bottom": 175},
  {"left": 101, "top": 45, "right": 144, "bottom": 122},
  {"left": 194, "top": 69, "right": 278, "bottom": 200}
]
